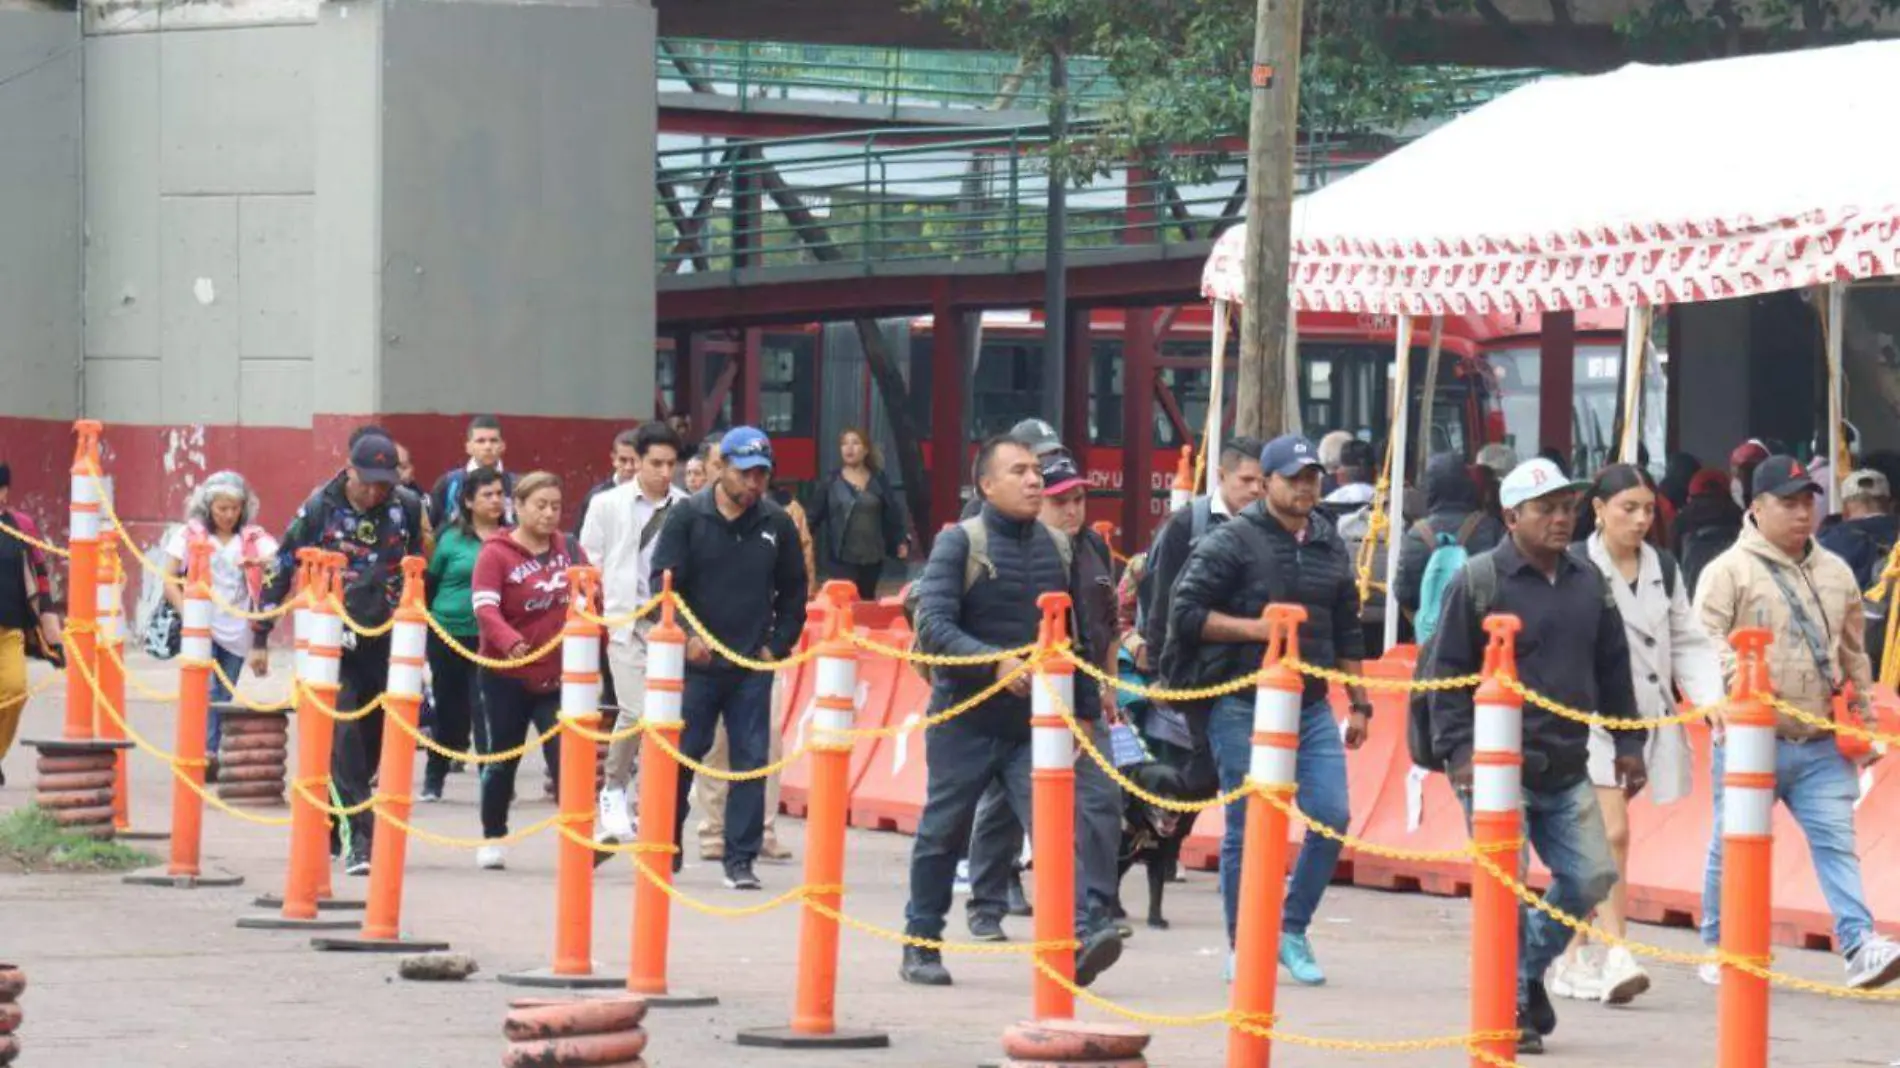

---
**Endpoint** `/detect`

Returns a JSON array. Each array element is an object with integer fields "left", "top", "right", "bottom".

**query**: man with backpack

[
  {"left": 900, "top": 436, "right": 1124, "bottom": 990},
  {"left": 1421, "top": 457, "right": 1641, "bottom": 1053},
  {"left": 1674, "top": 467, "right": 1745, "bottom": 598},
  {"left": 1164, "top": 434, "right": 1373, "bottom": 987},
  {"left": 1818, "top": 469, "right": 1897, "bottom": 589},
  {"left": 1693, "top": 455, "right": 1900, "bottom": 991},
  {"left": 1133, "top": 437, "right": 1265, "bottom": 674},
  {"left": 251, "top": 430, "right": 427, "bottom": 876},
  {"left": 1398, "top": 453, "right": 1506, "bottom": 644},
  {"left": 429, "top": 415, "right": 517, "bottom": 529}
]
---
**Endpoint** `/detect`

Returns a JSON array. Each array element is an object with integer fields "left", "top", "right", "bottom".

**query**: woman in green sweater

[{"left": 423, "top": 466, "right": 507, "bottom": 801}]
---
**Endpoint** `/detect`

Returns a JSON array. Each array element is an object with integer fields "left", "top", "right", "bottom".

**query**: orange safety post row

[
  {"left": 1718, "top": 628, "right": 1776, "bottom": 1068},
  {"left": 1169, "top": 445, "right": 1194, "bottom": 513},
  {"left": 94, "top": 530, "right": 129, "bottom": 828},
  {"left": 65, "top": 420, "right": 104, "bottom": 741},
  {"left": 1228, "top": 604, "right": 1303, "bottom": 1068},
  {"left": 238, "top": 552, "right": 358, "bottom": 931},
  {"left": 739, "top": 582, "right": 889, "bottom": 1050},
  {"left": 1468, "top": 615, "right": 1524, "bottom": 1068},
  {"left": 626, "top": 570, "right": 717, "bottom": 1004},
  {"left": 314, "top": 556, "right": 447, "bottom": 954}
]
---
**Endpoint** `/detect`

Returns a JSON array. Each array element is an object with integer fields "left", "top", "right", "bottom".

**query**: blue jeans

[
  {"left": 205, "top": 644, "right": 247, "bottom": 754},
  {"left": 673, "top": 670, "right": 774, "bottom": 870},
  {"left": 1208, "top": 696, "right": 1349, "bottom": 944},
  {"left": 1701, "top": 739, "right": 1875, "bottom": 957},
  {"left": 1466, "top": 777, "right": 1618, "bottom": 997}
]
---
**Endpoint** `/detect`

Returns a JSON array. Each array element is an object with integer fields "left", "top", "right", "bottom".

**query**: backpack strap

[
  {"left": 1190, "top": 497, "right": 1213, "bottom": 543},
  {"left": 959, "top": 516, "right": 992, "bottom": 593},
  {"left": 1465, "top": 551, "right": 1500, "bottom": 622},
  {"left": 1412, "top": 519, "right": 1436, "bottom": 545},
  {"left": 1048, "top": 526, "right": 1075, "bottom": 578},
  {"left": 1453, "top": 512, "right": 1482, "bottom": 546}
]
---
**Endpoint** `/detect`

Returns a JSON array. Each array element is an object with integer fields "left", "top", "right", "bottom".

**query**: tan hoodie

[{"left": 1692, "top": 517, "right": 1873, "bottom": 738}]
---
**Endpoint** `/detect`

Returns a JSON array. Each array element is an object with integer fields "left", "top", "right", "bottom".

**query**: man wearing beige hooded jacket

[{"left": 1693, "top": 454, "right": 1900, "bottom": 991}]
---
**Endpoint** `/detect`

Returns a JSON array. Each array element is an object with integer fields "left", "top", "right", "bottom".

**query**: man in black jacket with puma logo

[
  {"left": 900, "top": 436, "right": 1123, "bottom": 990},
  {"left": 1165, "top": 434, "right": 1373, "bottom": 989}
]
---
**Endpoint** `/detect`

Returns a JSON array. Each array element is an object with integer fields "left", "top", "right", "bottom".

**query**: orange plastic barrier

[
  {"left": 777, "top": 619, "right": 911, "bottom": 818},
  {"left": 845, "top": 668, "right": 934, "bottom": 833},
  {"left": 770, "top": 616, "right": 826, "bottom": 817}
]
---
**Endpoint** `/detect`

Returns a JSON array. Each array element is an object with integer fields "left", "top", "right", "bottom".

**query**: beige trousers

[{"left": 695, "top": 671, "right": 787, "bottom": 850}]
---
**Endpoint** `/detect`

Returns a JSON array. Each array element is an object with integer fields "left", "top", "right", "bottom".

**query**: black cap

[
  {"left": 1008, "top": 418, "right": 1065, "bottom": 458},
  {"left": 349, "top": 432, "right": 401, "bottom": 485},
  {"left": 1751, "top": 454, "right": 1821, "bottom": 500}
]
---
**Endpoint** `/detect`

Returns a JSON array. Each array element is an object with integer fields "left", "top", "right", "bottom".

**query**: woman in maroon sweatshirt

[{"left": 470, "top": 471, "right": 583, "bottom": 868}]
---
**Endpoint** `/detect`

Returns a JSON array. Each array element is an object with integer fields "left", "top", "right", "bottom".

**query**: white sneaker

[
  {"left": 476, "top": 844, "right": 506, "bottom": 870},
  {"left": 1846, "top": 935, "right": 1900, "bottom": 990},
  {"left": 1546, "top": 953, "right": 1604, "bottom": 1001},
  {"left": 1697, "top": 960, "right": 1722, "bottom": 987},
  {"left": 597, "top": 787, "right": 635, "bottom": 844},
  {"left": 1598, "top": 946, "right": 1652, "bottom": 1005}
]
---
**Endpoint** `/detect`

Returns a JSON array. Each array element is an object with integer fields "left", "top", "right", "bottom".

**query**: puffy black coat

[
  {"left": 1395, "top": 454, "right": 1506, "bottom": 614},
  {"left": 913, "top": 505, "right": 1102, "bottom": 738},
  {"left": 1165, "top": 502, "right": 1366, "bottom": 707}
]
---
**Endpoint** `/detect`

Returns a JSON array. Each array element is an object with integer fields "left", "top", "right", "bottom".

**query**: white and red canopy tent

[{"left": 1199, "top": 40, "right": 1900, "bottom": 645}]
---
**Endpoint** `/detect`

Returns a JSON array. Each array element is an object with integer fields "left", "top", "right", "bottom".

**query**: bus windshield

[{"left": 1486, "top": 343, "right": 1666, "bottom": 475}]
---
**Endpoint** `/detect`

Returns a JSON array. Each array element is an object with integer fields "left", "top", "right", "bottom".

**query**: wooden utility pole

[{"left": 1233, "top": 0, "right": 1305, "bottom": 438}]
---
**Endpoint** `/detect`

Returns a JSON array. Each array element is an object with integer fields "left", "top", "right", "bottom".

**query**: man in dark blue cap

[
  {"left": 651, "top": 426, "right": 809, "bottom": 891},
  {"left": 1164, "top": 433, "right": 1373, "bottom": 986}
]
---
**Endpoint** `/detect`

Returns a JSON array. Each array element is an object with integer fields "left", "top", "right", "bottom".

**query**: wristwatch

[{"left": 1350, "top": 699, "right": 1374, "bottom": 718}]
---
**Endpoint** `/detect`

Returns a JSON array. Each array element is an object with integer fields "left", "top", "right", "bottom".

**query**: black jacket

[
  {"left": 1396, "top": 454, "right": 1506, "bottom": 613},
  {"left": 1818, "top": 512, "right": 1899, "bottom": 590},
  {"left": 650, "top": 488, "right": 809, "bottom": 673},
  {"left": 255, "top": 471, "right": 426, "bottom": 640},
  {"left": 429, "top": 466, "right": 517, "bottom": 530},
  {"left": 913, "top": 505, "right": 1102, "bottom": 739},
  {"left": 1424, "top": 538, "right": 1642, "bottom": 791},
  {"left": 1075, "top": 528, "right": 1118, "bottom": 672},
  {"left": 808, "top": 468, "right": 908, "bottom": 565},
  {"left": 1165, "top": 502, "right": 1366, "bottom": 708},
  {"left": 1138, "top": 497, "right": 1233, "bottom": 663}
]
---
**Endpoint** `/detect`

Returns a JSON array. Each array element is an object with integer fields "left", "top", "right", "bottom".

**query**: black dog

[{"left": 1113, "top": 759, "right": 1200, "bottom": 930}]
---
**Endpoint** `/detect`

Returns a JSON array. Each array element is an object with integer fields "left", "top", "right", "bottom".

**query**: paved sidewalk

[{"left": 0, "top": 654, "right": 1893, "bottom": 1067}]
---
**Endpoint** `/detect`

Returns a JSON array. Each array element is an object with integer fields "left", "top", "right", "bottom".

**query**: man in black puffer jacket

[
  {"left": 900, "top": 436, "right": 1123, "bottom": 990},
  {"left": 1165, "top": 434, "right": 1373, "bottom": 987}
]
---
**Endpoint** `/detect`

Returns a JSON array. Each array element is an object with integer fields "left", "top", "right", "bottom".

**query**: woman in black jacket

[{"left": 807, "top": 427, "right": 909, "bottom": 600}]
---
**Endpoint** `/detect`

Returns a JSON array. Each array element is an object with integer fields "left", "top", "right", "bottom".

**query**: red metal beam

[
  {"left": 702, "top": 358, "right": 739, "bottom": 431},
  {"left": 928, "top": 286, "right": 966, "bottom": 542},
  {"left": 1153, "top": 376, "right": 1191, "bottom": 445},
  {"left": 677, "top": 330, "right": 705, "bottom": 439},
  {"left": 1540, "top": 309, "right": 1576, "bottom": 460},
  {"left": 1122, "top": 303, "right": 1159, "bottom": 547},
  {"left": 1064, "top": 306, "right": 1092, "bottom": 451},
  {"left": 737, "top": 327, "right": 764, "bottom": 428}
]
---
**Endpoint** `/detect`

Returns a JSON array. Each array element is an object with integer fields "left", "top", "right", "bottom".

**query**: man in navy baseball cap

[{"left": 1260, "top": 433, "right": 1325, "bottom": 479}]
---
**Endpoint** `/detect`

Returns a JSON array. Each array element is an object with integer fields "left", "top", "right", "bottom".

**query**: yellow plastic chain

[
  {"left": 798, "top": 894, "right": 1082, "bottom": 957},
  {"left": 671, "top": 597, "right": 823, "bottom": 673},
  {"left": 378, "top": 806, "right": 568, "bottom": 850},
  {"left": 553, "top": 825, "right": 677, "bottom": 858},
  {"left": 1039, "top": 679, "right": 1252, "bottom": 814},
  {"left": 838, "top": 653, "right": 1042, "bottom": 739},
  {"left": 1767, "top": 695, "right": 1900, "bottom": 748},
  {"left": 379, "top": 702, "right": 566, "bottom": 766},
  {"left": 291, "top": 779, "right": 380, "bottom": 818},
  {"left": 293, "top": 680, "right": 387, "bottom": 722},
  {"left": 0, "top": 514, "right": 70, "bottom": 558},
  {"left": 1499, "top": 675, "right": 1712, "bottom": 730},
  {"left": 1288, "top": 658, "right": 1484, "bottom": 693},
  {"left": 845, "top": 629, "right": 1038, "bottom": 668},
  {"left": 624, "top": 854, "right": 848, "bottom": 920},
  {"left": 1065, "top": 648, "right": 1271, "bottom": 703},
  {"left": 333, "top": 598, "right": 397, "bottom": 639},
  {"left": 575, "top": 593, "right": 663, "bottom": 632},
  {"left": 207, "top": 658, "right": 295, "bottom": 712},
  {"left": 70, "top": 636, "right": 292, "bottom": 826},
  {"left": 422, "top": 610, "right": 566, "bottom": 671},
  {"left": 566, "top": 716, "right": 648, "bottom": 745},
  {"left": 643, "top": 726, "right": 816, "bottom": 782}
]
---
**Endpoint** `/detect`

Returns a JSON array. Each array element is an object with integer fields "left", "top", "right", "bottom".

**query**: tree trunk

[{"left": 1234, "top": 0, "right": 1305, "bottom": 438}]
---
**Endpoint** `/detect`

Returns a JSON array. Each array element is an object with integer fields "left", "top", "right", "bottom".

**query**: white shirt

[
  {"left": 164, "top": 525, "right": 280, "bottom": 656},
  {"left": 580, "top": 479, "right": 688, "bottom": 641}
]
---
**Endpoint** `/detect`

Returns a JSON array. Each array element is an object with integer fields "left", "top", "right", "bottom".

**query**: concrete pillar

[{"left": 0, "top": 0, "right": 83, "bottom": 521}]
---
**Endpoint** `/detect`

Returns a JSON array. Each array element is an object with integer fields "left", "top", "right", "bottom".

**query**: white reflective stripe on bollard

[
  {"left": 813, "top": 656, "right": 857, "bottom": 743},
  {"left": 293, "top": 607, "right": 311, "bottom": 680},
  {"left": 1722, "top": 723, "right": 1778, "bottom": 837},
  {"left": 387, "top": 622, "right": 427, "bottom": 699},
  {"left": 1472, "top": 699, "right": 1523, "bottom": 813},
  {"left": 181, "top": 599, "right": 214, "bottom": 662},
  {"left": 1249, "top": 685, "right": 1300, "bottom": 787},
  {"left": 1031, "top": 671, "right": 1075, "bottom": 769},
  {"left": 643, "top": 641, "right": 685, "bottom": 727},
  {"left": 70, "top": 475, "right": 100, "bottom": 540},
  {"left": 561, "top": 630, "right": 601, "bottom": 717}
]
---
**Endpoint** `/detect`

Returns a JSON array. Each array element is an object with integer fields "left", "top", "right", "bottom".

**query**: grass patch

[{"left": 0, "top": 806, "right": 156, "bottom": 873}]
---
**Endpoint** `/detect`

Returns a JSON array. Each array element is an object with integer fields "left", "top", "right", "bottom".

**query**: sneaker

[
  {"left": 345, "top": 847, "right": 372, "bottom": 877},
  {"left": 596, "top": 788, "right": 634, "bottom": 844},
  {"left": 476, "top": 844, "right": 506, "bottom": 870},
  {"left": 1846, "top": 935, "right": 1900, "bottom": 990},
  {"left": 1074, "top": 926, "right": 1124, "bottom": 988},
  {"left": 1278, "top": 932, "right": 1326, "bottom": 987},
  {"left": 900, "top": 945, "right": 953, "bottom": 986},
  {"left": 1522, "top": 979, "right": 1557, "bottom": 1037},
  {"left": 701, "top": 842, "right": 726, "bottom": 863},
  {"left": 760, "top": 838, "right": 795, "bottom": 864},
  {"left": 968, "top": 914, "right": 1008, "bottom": 943},
  {"left": 1515, "top": 1018, "right": 1546, "bottom": 1056},
  {"left": 1005, "top": 877, "right": 1033, "bottom": 918},
  {"left": 419, "top": 782, "right": 444, "bottom": 803},
  {"left": 723, "top": 862, "right": 762, "bottom": 891},
  {"left": 1546, "top": 952, "right": 1604, "bottom": 1001},
  {"left": 1697, "top": 960, "right": 1722, "bottom": 987},
  {"left": 1598, "top": 946, "right": 1651, "bottom": 1005}
]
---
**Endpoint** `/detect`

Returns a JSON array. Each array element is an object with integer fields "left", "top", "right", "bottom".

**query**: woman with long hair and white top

[{"left": 1547, "top": 463, "right": 1724, "bottom": 1005}]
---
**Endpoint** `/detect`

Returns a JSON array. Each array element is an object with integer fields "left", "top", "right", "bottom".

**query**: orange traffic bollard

[
  {"left": 500, "top": 567, "right": 620, "bottom": 989},
  {"left": 1030, "top": 591, "right": 1079, "bottom": 1021},
  {"left": 739, "top": 581, "right": 890, "bottom": 1050},
  {"left": 314, "top": 557, "right": 448, "bottom": 953},
  {"left": 126, "top": 541, "right": 244, "bottom": 890},
  {"left": 239, "top": 553, "right": 359, "bottom": 930},
  {"left": 95, "top": 530, "right": 130, "bottom": 827},
  {"left": 65, "top": 420, "right": 103, "bottom": 741},
  {"left": 1717, "top": 628, "right": 1776, "bottom": 1068},
  {"left": 1227, "top": 604, "right": 1304, "bottom": 1068},
  {"left": 626, "top": 572, "right": 717, "bottom": 1006},
  {"left": 1468, "top": 614, "right": 1524, "bottom": 1068},
  {"left": 1169, "top": 445, "right": 1194, "bottom": 513}
]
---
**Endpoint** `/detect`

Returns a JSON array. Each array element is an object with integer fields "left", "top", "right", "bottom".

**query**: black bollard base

[
  {"left": 123, "top": 866, "right": 244, "bottom": 889},
  {"left": 496, "top": 967, "right": 629, "bottom": 991},
  {"left": 251, "top": 892, "right": 364, "bottom": 911},
  {"left": 312, "top": 934, "right": 451, "bottom": 954},
  {"left": 235, "top": 913, "right": 361, "bottom": 932},
  {"left": 736, "top": 1025, "right": 891, "bottom": 1050}
]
